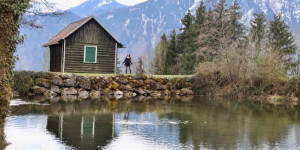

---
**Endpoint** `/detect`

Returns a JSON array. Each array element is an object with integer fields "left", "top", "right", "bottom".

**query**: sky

[{"left": 47, "top": 0, "right": 148, "bottom": 10}]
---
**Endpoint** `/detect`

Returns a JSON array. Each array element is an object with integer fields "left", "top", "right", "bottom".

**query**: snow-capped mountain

[
  {"left": 95, "top": 0, "right": 198, "bottom": 60},
  {"left": 69, "top": 0, "right": 126, "bottom": 17},
  {"left": 95, "top": 0, "right": 300, "bottom": 62},
  {"left": 16, "top": 0, "right": 300, "bottom": 71}
]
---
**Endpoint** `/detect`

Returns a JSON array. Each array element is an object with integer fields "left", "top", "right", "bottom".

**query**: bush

[
  {"left": 194, "top": 48, "right": 288, "bottom": 97},
  {"left": 13, "top": 71, "right": 51, "bottom": 95},
  {"left": 285, "top": 77, "right": 300, "bottom": 97}
]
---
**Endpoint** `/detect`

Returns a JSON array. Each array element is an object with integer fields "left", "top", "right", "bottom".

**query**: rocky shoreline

[{"left": 22, "top": 73, "right": 195, "bottom": 100}]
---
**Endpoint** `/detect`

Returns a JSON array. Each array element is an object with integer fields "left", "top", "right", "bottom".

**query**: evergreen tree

[
  {"left": 196, "top": 5, "right": 224, "bottom": 61},
  {"left": 166, "top": 29, "right": 178, "bottom": 74},
  {"left": 228, "top": 0, "right": 246, "bottom": 43},
  {"left": 177, "top": 10, "right": 195, "bottom": 53},
  {"left": 195, "top": 0, "right": 206, "bottom": 25},
  {"left": 269, "top": 14, "right": 298, "bottom": 71},
  {"left": 180, "top": 10, "right": 194, "bottom": 32},
  {"left": 214, "top": 0, "right": 228, "bottom": 33},
  {"left": 135, "top": 56, "right": 146, "bottom": 76},
  {"left": 178, "top": 8, "right": 201, "bottom": 74},
  {"left": 153, "top": 34, "right": 168, "bottom": 75},
  {"left": 250, "top": 13, "right": 267, "bottom": 52},
  {"left": 213, "top": 0, "right": 230, "bottom": 52}
]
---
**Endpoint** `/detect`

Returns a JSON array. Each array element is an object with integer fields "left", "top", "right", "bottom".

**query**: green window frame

[{"left": 84, "top": 46, "right": 97, "bottom": 63}]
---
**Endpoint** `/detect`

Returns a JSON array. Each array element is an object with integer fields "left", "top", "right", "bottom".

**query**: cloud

[
  {"left": 46, "top": 0, "right": 148, "bottom": 10},
  {"left": 115, "top": 0, "right": 148, "bottom": 6},
  {"left": 45, "top": 0, "right": 87, "bottom": 10}
]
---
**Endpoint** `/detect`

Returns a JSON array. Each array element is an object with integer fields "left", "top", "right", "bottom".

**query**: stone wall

[{"left": 28, "top": 73, "right": 195, "bottom": 100}]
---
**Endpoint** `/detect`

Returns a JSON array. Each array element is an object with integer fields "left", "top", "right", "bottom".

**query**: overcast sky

[{"left": 47, "top": 0, "right": 148, "bottom": 10}]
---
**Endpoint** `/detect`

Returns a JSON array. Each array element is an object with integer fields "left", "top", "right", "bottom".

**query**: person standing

[{"left": 123, "top": 54, "right": 133, "bottom": 74}]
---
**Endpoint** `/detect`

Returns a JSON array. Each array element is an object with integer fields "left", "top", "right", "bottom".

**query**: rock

[
  {"left": 36, "top": 78, "right": 51, "bottom": 88},
  {"left": 64, "top": 79, "right": 78, "bottom": 87},
  {"left": 31, "top": 86, "right": 47, "bottom": 94},
  {"left": 150, "top": 91, "right": 162, "bottom": 97},
  {"left": 145, "top": 90, "right": 152, "bottom": 95},
  {"left": 175, "top": 82, "right": 184, "bottom": 89},
  {"left": 90, "top": 90, "right": 101, "bottom": 99},
  {"left": 79, "top": 80, "right": 92, "bottom": 90},
  {"left": 108, "top": 81, "right": 120, "bottom": 90},
  {"left": 120, "top": 85, "right": 133, "bottom": 91},
  {"left": 61, "top": 87, "right": 78, "bottom": 95},
  {"left": 27, "top": 92, "right": 35, "bottom": 96},
  {"left": 93, "top": 82, "right": 107, "bottom": 90},
  {"left": 103, "top": 77, "right": 111, "bottom": 84},
  {"left": 117, "top": 77, "right": 129, "bottom": 85},
  {"left": 60, "top": 74, "right": 76, "bottom": 80},
  {"left": 78, "top": 89, "right": 89, "bottom": 100},
  {"left": 153, "top": 77, "right": 168, "bottom": 85},
  {"left": 129, "top": 80, "right": 143, "bottom": 88},
  {"left": 186, "top": 82, "right": 193, "bottom": 88},
  {"left": 180, "top": 88, "right": 194, "bottom": 95},
  {"left": 134, "top": 88, "right": 146, "bottom": 95},
  {"left": 51, "top": 85, "right": 61, "bottom": 94},
  {"left": 103, "top": 88, "right": 113, "bottom": 95},
  {"left": 144, "top": 79, "right": 151, "bottom": 84},
  {"left": 149, "top": 80, "right": 157, "bottom": 90},
  {"left": 91, "top": 77, "right": 102, "bottom": 84},
  {"left": 124, "top": 92, "right": 137, "bottom": 97},
  {"left": 163, "top": 90, "right": 171, "bottom": 96},
  {"left": 51, "top": 77, "right": 64, "bottom": 86},
  {"left": 171, "top": 90, "right": 181, "bottom": 95},
  {"left": 114, "top": 90, "right": 124, "bottom": 96},
  {"left": 128, "top": 75, "right": 136, "bottom": 80},
  {"left": 76, "top": 76, "right": 88, "bottom": 82},
  {"left": 135, "top": 74, "right": 147, "bottom": 80},
  {"left": 43, "top": 90, "right": 58, "bottom": 98},
  {"left": 156, "top": 82, "right": 167, "bottom": 90},
  {"left": 166, "top": 83, "right": 174, "bottom": 90}
]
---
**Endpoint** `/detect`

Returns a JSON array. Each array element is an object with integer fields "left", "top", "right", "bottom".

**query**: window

[{"left": 84, "top": 46, "right": 97, "bottom": 63}]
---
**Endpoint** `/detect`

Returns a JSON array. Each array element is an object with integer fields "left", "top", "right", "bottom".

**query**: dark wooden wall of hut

[
  {"left": 50, "top": 44, "right": 62, "bottom": 72},
  {"left": 64, "top": 19, "right": 117, "bottom": 73}
]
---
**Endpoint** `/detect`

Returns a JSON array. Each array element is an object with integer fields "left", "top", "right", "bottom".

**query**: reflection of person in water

[
  {"left": 123, "top": 54, "right": 133, "bottom": 74},
  {"left": 123, "top": 112, "right": 130, "bottom": 121}
]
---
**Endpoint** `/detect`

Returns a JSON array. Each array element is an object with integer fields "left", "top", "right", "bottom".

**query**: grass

[{"left": 61, "top": 72, "right": 193, "bottom": 78}]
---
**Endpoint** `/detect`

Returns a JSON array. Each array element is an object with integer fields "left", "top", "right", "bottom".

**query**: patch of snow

[
  {"left": 107, "top": 15, "right": 114, "bottom": 19},
  {"left": 96, "top": 0, "right": 112, "bottom": 8},
  {"left": 189, "top": 0, "right": 201, "bottom": 13},
  {"left": 124, "top": 18, "right": 131, "bottom": 27}
]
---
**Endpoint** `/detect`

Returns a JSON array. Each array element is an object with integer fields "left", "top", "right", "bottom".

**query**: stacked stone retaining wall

[{"left": 28, "top": 73, "right": 195, "bottom": 100}]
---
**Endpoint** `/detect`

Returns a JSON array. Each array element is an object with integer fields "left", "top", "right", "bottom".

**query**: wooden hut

[{"left": 43, "top": 16, "right": 124, "bottom": 74}]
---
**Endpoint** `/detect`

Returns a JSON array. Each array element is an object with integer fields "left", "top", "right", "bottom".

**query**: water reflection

[{"left": 5, "top": 97, "right": 300, "bottom": 150}]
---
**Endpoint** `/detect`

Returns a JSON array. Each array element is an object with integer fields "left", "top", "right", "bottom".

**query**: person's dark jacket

[{"left": 123, "top": 57, "right": 132, "bottom": 66}]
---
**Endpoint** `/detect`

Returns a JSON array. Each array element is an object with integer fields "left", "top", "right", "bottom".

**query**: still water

[{"left": 4, "top": 97, "right": 300, "bottom": 150}]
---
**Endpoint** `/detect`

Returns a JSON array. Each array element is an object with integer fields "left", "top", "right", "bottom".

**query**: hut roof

[{"left": 43, "top": 16, "right": 123, "bottom": 47}]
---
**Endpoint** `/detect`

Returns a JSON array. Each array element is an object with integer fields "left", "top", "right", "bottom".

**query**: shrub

[
  {"left": 13, "top": 71, "right": 51, "bottom": 95},
  {"left": 194, "top": 47, "right": 288, "bottom": 97}
]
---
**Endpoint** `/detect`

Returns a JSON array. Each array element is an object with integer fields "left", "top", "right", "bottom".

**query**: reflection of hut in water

[{"left": 47, "top": 113, "right": 114, "bottom": 149}]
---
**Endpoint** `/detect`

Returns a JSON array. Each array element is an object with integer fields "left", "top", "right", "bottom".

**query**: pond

[{"left": 4, "top": 96, "right": 300, "bottom": 150}]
